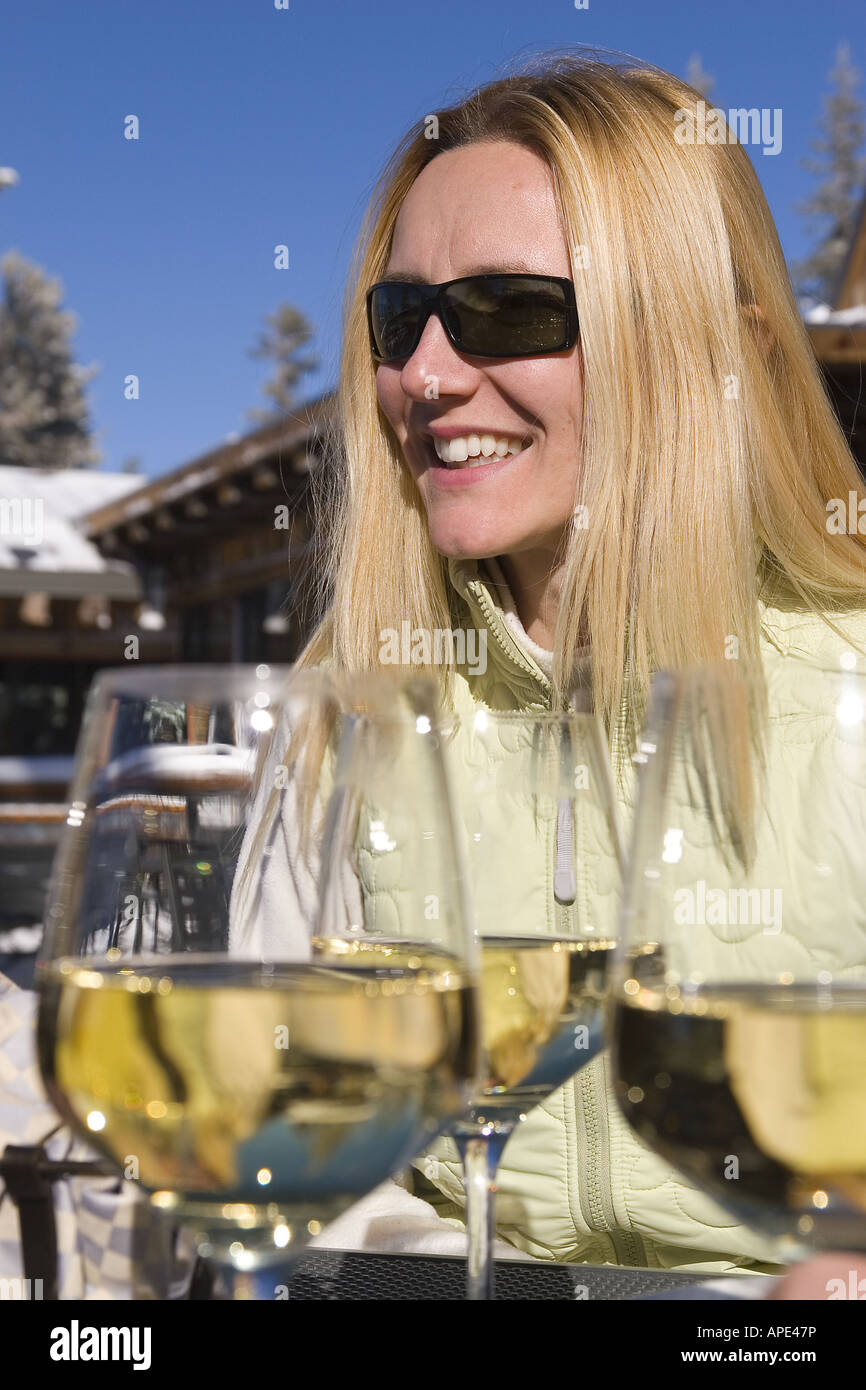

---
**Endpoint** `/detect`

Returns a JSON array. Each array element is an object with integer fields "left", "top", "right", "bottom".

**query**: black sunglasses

[{"left": 366, "top": 273, "right": 579, "bottom": 363}]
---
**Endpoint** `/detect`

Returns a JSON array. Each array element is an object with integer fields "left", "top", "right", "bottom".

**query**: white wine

[
  {"left": 41, "top": 951, "right": 475, "bottom": 1231},
  {"left": 614, "top": 973, "right": 866, "bottom": 1242},
  {"left": 472, "top": 936, "right": 614, "bottom": 1122}
]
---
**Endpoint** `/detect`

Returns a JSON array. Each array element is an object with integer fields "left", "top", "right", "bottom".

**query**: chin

[
  {"left": 423, "top": 506, "right": 503, "bottom": 558},
  {"left": 428, "top": 531, "right": 508, "bottom": 562}
]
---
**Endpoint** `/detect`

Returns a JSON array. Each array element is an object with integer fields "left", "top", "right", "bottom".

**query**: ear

[{"left": 739, "top": 302, "right": 775, "bottom": 357}]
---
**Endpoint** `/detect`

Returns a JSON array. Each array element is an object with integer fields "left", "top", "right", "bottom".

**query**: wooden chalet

[
  {"left": 805, "top": 189, "right": 866, "bottom": 469},
  {"left": 81, "top": 390, "right": 336, "bottom": 666}
]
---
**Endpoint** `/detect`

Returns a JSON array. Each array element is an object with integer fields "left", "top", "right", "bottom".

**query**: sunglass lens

[
  {"left": 369, "top": 284, "right": 423, "bottom": 361},
  {"left": 447, "top": 277, "right": 570, "bottom": 355}
]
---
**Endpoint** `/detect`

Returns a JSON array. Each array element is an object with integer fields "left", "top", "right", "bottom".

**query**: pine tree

[
  {"left": 793, "top": 43, "right": 866, "bottom": 307},
  {"left": 0, "top": 251, "right": 101, "bottom": 468},
  {"left": 246, "top": 304, "right": 318, "bottom": 423}
]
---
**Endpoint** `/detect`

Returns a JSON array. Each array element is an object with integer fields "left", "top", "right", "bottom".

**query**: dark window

[
  {"left": 181, "top": 603, "right": 213, "bottom": 662},
  {"left": 0, "top": 664, "right": 96, "bottom": 757}
]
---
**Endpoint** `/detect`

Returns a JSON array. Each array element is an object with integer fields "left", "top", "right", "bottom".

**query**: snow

[
  {"left": 0, "top": 756, "right": 75, "bottom": 785},
  {"left": 0, "top": 466, "right": 143, "bottom": 580},
  {"left": 802, "top": 302, "right": 866, "bottom": 326},
  {"left": 159, "top": 464, "right": 221, "bottom": 504},
  {"left": 0, "top": 465, "right": 141, "bottom": 520}
]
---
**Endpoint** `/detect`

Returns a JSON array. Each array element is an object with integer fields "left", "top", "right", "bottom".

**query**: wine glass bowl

[
  {"left": 611, "top": 659, "right": 866, "bottom": 1260},
  {"left": 431, "top": 703, "right": 624, "bottom": 1297},
  {"left": 36, "top": 666, "right": 480, "bottom": 1282}
]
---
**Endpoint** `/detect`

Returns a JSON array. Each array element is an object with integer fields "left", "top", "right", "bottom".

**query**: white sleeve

[
  {"left": 0, "top": 973, "right": 195, "bottom": 1299},
  {"left": 228, "top": 714, "right": 362, "bottom": 958},
  {"left": 306, "top": 1176, "right": 536, "bottom": 1260},
  {"left": 229, "top": 758, "right": 320, "bottom": 960}
]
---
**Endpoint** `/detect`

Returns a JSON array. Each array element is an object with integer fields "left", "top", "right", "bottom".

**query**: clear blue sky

[{"left": 0, "top": 0, "right": 862, "bottom": 480}]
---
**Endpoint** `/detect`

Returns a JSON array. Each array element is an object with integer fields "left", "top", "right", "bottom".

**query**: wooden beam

[
  {"left": 217, "top": 484, "right": 243, "bottom": 506},
  {"left": 808, "top": 326, "right": 866, "bottom": 365}
]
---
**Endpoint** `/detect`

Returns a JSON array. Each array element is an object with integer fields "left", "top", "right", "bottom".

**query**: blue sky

[{"left": 0, "top": 0, "right": 862, "bottom": 480}]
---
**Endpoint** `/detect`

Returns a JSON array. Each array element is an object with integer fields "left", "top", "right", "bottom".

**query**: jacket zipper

[
  {"left": 465, "top": 573, "right": 578, "bottom": 917},
  {"left": 465, "top": 567, "right": 647, "bottom": 1264},
  {"left": 575, "top": 641, "right": 646, "bottom": 1264},
  {"left": 554, "top": 721, "right": 576, "bottom": 908},
  {"left": 465, "top": 578, "right": 553, "bottom": 696},
  {"left": 575, "top": 1061, "right": 646, "bottom": 1265}
]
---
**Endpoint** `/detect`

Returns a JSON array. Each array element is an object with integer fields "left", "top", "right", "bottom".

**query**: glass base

[{"left": 148, "top": 1192, "right": 353, "bottom": 1270}]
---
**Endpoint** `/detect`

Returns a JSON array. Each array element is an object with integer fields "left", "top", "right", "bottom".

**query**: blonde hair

[
  {"left": 297, "top": 47, "right": 866, "bottom": 765},
  {"left": 229, "top": 43, "right": 866, "bottom": 901}
]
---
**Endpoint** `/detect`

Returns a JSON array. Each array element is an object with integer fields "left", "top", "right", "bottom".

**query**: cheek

[
  {"left": 375, "top": 366, "right": 404, "bottom": 433},
  {"left": 495, "top": 356, "right": 582, "bottom": 431}
]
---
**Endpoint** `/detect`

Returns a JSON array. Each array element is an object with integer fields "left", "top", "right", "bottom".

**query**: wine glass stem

[{"left": 455, "top": 1130, "right": 511, "bottom": 1301}]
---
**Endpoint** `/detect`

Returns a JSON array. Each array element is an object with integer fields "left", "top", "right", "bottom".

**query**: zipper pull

[
  {"left": 554, "top": 717, "right": 577, "bottom": 905},
  {"left": 554, "top": 795, "right": 576, "bottom": 904}
]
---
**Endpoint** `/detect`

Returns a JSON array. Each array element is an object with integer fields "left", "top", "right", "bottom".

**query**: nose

[{"left": 397, "top": 310, "right": 481, "bottom": 400}]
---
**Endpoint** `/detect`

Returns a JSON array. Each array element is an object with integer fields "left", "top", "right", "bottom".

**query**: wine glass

[
  {"left": 36, "top": 665, "right": 480, "bottom": 1298},
  {"left": 611, "top": 658, "right": 866, "bottom": 1265},
  {"left": 432, "top": 704, "right": 624, "bottom": 1300}
]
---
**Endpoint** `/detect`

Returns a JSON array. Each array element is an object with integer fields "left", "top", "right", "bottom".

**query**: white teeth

[{"left": 432, "top": 433, "right": 528, "bottom": 466}]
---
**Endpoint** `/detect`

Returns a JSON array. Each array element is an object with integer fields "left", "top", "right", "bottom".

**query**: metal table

[{"left": 224, "top": 1247, "right": 729, "bottom": 1300}]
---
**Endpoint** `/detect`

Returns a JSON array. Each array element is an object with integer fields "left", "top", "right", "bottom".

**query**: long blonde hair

[{"left": 297, "top": 47, "right": 866, "bottom": 777}]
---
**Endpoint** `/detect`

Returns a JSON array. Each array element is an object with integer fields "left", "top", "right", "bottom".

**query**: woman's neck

[{"left": 496, "top": 549, "right": 568, "bottom": 651}]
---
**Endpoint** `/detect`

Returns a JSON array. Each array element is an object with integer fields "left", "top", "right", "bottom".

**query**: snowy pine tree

[
  {"left": 0, "top": 251, "right": 101, "bottom": 469},
  {"left": 794, "top": 43, "right": 866, "bottom": 307}
]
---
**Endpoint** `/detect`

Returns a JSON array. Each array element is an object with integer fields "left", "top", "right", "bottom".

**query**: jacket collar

[{"left": 446, "top": 556, "right": 554, "bottom": 705}]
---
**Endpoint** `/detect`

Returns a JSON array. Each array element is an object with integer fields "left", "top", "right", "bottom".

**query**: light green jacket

[
  {"left": 235, "top": 556, "right": 866, "bottom": 1274},
  {"left": 397, "top": 558, "right": 866, "bottom": 1275}
]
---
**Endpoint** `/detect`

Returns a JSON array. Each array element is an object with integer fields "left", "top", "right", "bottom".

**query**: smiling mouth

[{"left": 425, "top": 435, "right": 532, "bottom": 469}]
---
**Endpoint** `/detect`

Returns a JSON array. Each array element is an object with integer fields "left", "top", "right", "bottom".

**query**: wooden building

[
  {"left": 81, "top": 390, "right": 335, "bottom": 667},
  {"left": 0, "top": 395, "right": 334, "bottom": 949},
  {"left": 804, "top": 189, "right": 866, "bottom": 469},
  {"left": 0, "top": 466, "right": 144, "bottom": 945}
]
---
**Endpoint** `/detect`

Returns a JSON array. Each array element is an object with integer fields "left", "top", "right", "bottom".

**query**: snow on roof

[
  {"left": 0, "top": 466, "right": 143, "bottom": 591},
  {"left": 0, "top": 466, "right": 143, "bottom": 521},
  {"left": 0, "top": 514, "right": 116, "bottom": 573}
]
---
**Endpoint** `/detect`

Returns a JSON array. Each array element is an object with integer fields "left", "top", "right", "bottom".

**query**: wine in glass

[
  {"left": 36, "top": 666, "right": 480, "bottom": 1296},
  {"left": 438, "top": 705, "right": 624, "bottom": 1299},
  {"left": 612, "top": 659, "right": 866, "bottom": 1264}
]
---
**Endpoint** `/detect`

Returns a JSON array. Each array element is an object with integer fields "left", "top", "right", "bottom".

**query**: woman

[{"left": 240, "top": 49, "right": 866, "bottom": 1276}]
